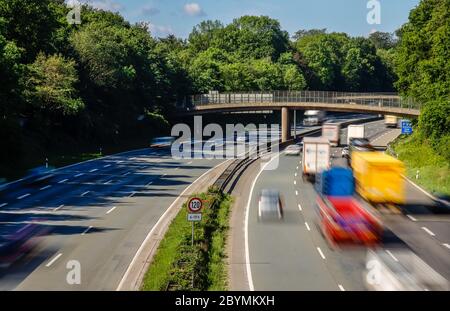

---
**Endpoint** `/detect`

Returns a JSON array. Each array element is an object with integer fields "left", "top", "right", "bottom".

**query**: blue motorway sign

[{"left": 401, "top": 120, "right": 413, "bottom": 135}]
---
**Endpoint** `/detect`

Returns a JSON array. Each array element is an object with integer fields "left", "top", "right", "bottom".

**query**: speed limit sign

[{"left": 188, "top": 197, "right": 203, "bottom": 213}]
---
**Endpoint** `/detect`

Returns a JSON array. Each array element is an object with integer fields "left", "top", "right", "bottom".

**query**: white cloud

[
  {"left": 148, "top": 23, "right": 174, "bottom": 37},
  {"left": 183, "top": 3, "right": 205, "bottom": 17}
]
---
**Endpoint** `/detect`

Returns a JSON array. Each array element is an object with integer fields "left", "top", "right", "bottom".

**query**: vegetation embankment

[
  {"left": 141, "top": 187, "right": 232, "bottom": 291},
  {"left": 391, "top": 0, "right": 449, "bottom": 194}
]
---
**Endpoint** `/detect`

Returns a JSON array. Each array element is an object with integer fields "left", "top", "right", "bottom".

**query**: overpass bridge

[{"left": 177, "top": 91, "right": 421, "bottom": 142}]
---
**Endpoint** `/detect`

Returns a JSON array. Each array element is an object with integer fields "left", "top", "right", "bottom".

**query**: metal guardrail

[{"left": 182, "top": 91, "right": 421, "bottom": 111}]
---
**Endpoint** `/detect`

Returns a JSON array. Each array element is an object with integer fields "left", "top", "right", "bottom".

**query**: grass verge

[
  {"left": 391, "top": 133, "right": 450, "bottom": 195},
  {"left": 141, "top": 187, "right": 232, "bottom": 291}
]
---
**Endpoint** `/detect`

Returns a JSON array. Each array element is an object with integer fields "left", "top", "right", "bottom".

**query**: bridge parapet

[{"left": 181, "top": 91, "right": 420, "bottom": 114}]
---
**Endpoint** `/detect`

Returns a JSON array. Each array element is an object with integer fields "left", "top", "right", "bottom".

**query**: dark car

[{"left": 348, "top": 138, "right": 376, "bottom": 165}]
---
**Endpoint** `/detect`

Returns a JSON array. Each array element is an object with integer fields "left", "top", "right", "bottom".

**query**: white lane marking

[
  {"left": 244, "top": 153, "right": 282, "bottom": 292},
  {"left": 443, "top": 243, "right": 450, "bottom": 249},
  {"left": 298, "top": 204, "right": 302, "bottom": 211},
  {"left": 295, "top": 173, "right": 297, "bottom": 177},
  {"left": 294, "top": 180, "right": 297, "bottom": 185},
  {"left": 89, "top": 168, "right": 98, "bottom": 173},
  {"left": 46, "top": 253, "right": 63, "bottom": 267},
  {"left": 104, "top": 180, "right": 113, "bottom": 185},
  {"left": 295, "top": 190, "right": 298, "bottom": 196},
  {"left": 386, "top": 250, "right": 399, "bottom": 262},
  {"left": 81, "top": 226, "right": 93, "bottom": 235},
  {"left": 117, "top": 161, "right": 124, "bottom": 164},
  {"left": 122, "top": 172, "right": 130, "bottom": 176},
  {"left": 40, "top": 185, "right": 52, "bottom": 191},
  {"left": 146, "top": 181, "right": 153, "bottom": 186},
  {"left": 74, "top": 173, "right": 84, "bottom": 178},
  {"left": 422, "top": 227, "right": 435, "bottom": 237},
  {"left": 128, "top": 192, "right": 136, "bottom": 197},
  {"left": 305, "top": 222, "right": 311, "bottom": 231},
  {"left": 187, "top": 161, "right": 193, "bottom": 165},
  {"left": 0, "top": 203, "right": 7, "bottom": 208},
  {"left": 104, "top": 164, "right": 111, "bottom": 168},
  {"left": 58, "top": 179, "right": 68, "bottom": 184},
  {"left": 338, "top": 285, "right": 345, "bottom": 291},
  {"left": 296, "top": 166, "right": 299, "bottom": 170},
  {"left": 106, "top": 206, "right": 117, "bottom": 214},
  {"left": 317, "top": 247, "right": 326, "bottom": 260},
  {"left": 17, "top": 193, "right": 31, "bottom": 200},
  {"left": 81, "top": 191, "right": 90, "bottom": 197},
  {"left": 161, "top": 174, "right": 167, "bottom": 177},
  {"left": 406, "top": 214, "right": 417, "bottom": 222},
  {"left": 54, "top": 204, "right": 64, "bottom": 211},
  {"left": 117, "top": 158, "right": 234, "bottom": 291}
]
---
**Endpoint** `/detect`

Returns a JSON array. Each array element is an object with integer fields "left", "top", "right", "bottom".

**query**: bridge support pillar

[{"left": 281, "top": 107, "right": 290, "bottom": 143}]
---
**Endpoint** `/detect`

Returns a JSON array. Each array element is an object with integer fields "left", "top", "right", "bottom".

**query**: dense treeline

[
  {"left": 394, "top": 0, "right": 449, "bottom": 160},
  {"left": 0, "top": 0, "right": 447, "bottom": 179}
]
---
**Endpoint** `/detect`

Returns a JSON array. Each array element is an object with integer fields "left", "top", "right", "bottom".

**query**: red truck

[{"left": 317, "top": 196, "right": 383, "bottom": 247}]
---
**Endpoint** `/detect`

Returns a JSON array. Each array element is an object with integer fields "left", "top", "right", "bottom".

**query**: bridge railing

[{"left": 186, "top": 91, "right": 420, "bottom": 111}]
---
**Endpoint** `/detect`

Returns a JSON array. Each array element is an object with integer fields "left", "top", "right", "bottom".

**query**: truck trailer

[
  {"left": 351, "top": 152, "right": 405, "bottom": 205},
  {"left": 322, "top": 123, "right": 341, "bottom": 147},
  {"left": 347, "top": 124, "right": 365, "bottom": 145},
  {"left": 302, "top": 137, "right": 330, "bottom": 182}
]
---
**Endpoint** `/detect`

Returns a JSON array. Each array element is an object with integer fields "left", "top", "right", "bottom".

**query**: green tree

[
  {"left": 0, "top": 0, "right": 62, "bottom": 62},
  {"left": 25, "top": 53, "right": 84, "bottom": 115},
  {"left": 283, "top": 64, "right": 307, "bottom": 91},
  {"left": 395, "top": 0, "right": 450, "bottom": 102},
  {"left": 368, "top": 31, "right": 397, "bottom": 49}
]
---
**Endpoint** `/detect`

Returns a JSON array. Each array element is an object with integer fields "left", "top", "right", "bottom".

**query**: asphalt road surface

[{"left": 245, "top": 119, "right": 450, "bottom": 291}]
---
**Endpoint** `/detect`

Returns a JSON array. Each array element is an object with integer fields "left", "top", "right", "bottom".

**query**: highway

[
  {"left": 241, "top": 119, "right": 450, "bottom": 291},
  {"left": 0, "top": 120, "right": 332, "bottom": 290},
  {"left": 0, "top": 148, "right": 227, "bottom": 290}
]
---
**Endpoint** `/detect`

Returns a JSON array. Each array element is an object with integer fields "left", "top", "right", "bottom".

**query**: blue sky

[{"left": 82, "top": 0, "right": 421, "bottom": 38}]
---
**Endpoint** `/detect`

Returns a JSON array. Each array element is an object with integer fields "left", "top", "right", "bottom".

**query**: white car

[
  {"left": 285, "top": 144, "right": 301, "bottom": 156},
  {"left": 258, "top": 189, "right": 283, "bottom": 221}
]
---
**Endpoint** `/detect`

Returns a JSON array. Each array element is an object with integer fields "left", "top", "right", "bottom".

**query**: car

[
  {"left": 150, "top": 136, "right": 175, "bottom": 148},
  {"left": 0, "top": 222, "right": 50, "bottom": 269},
  {"left": 25, "top": 166, "right": 54, "bottom": 184},
  {"left": 285, "top": 144, "right": 301, "bottom": 156},
  {"left": 258, "top": 189, "right": 283, "bottom": 221},
  {"left": 341, "top": 147, "right": 349, "bottom": 158}
]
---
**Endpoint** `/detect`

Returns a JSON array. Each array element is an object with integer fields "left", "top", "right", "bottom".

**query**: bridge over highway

[{"left": 178, "top": 91, "right": 421, "bottom": 142}]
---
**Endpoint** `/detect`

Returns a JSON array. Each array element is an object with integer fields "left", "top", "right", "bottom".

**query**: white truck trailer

[
  {"left": 347, "top": 124, "right": 365, "bottom": 145},
  {"left": 302, "top": 137, "right": 331, "bottom": 182},
  {"left": 322, "top": 123, "right": 341, "bottom": 147}
]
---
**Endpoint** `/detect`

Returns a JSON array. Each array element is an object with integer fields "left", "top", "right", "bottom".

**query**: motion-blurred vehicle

[
  {"left": 431, "top": 194, "right": 450, "bottom": 214},
  {"left": 0, "top": 222, "right": 50, "bottom": 269},
  {"left": 322, "top": 123, "right": 341, "bottom": 147},
  {"left": 347, "top": 124, "right": 365, "bottom": 145},
  {"left": 258, "top": 189, "right": 283, "bottom": 221},
  {"left": 150, "top": 136, "right": 175, "bottom": 148},
  {"left": 303, "top": 110, "right": 326, "bottom": 126},
  {"left": 384, "top": 115, "right": 399, "bottom": 128},
  {"left": 352, "top": 152, "right": 405, "bottom": 205},
  {"left": 341, "top": 147, "right": 349, "bottom": 158},
  {"left": 316, "top": 168, "right": 383, "bottom": 247},
  {"left": 285, "top": 144, "right": 301, "bottom": 156},
  {"left": 302, "top": 137, "right": 330, "bottom": 182},
  {"left": 26, "top": 166, "right": 54, "bottom": 184},
  {"left": 364, "top": 248, "right": 449, "bottom": 291},
  {"left": 317, "top": 196, "right": 383, "bottom": 247}
]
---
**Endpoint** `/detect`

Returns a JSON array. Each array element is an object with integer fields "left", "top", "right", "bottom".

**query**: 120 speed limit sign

[{"left": 188, "top": 197, "right": 203, "bottom": 213}]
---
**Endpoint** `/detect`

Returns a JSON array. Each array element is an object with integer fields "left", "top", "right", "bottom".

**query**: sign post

[
  {"left": 401, "top": 120, "right": 413, "bottom": 135},
  {"left": 187, "top": 197, "right": 203, "bottom": 246}
]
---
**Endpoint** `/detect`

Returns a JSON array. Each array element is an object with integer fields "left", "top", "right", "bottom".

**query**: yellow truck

[{"left": 351, "top": 152, "right": 405, "bottom": 204}]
